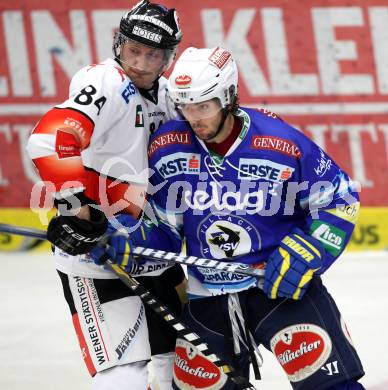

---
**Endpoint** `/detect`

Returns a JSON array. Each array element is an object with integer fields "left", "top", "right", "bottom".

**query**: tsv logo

[{"left": 197, "top": 213, "right": 261, "bottom": 259}]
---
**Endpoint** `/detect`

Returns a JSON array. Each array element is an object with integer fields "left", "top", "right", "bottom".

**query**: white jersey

[
  {"left": 56, "top": 57, "right": 172, "bottom": 186},
  {"left": 27, "top": 58, "right": 175, "bottom": 278}
]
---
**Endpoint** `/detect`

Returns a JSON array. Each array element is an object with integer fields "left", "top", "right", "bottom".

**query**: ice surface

[{"left": 1, "top": 251, "right": 387, "bottom": 389}]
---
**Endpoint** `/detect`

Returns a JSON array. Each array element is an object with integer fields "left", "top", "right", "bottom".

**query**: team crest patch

[
  {"left": 173, "top": 338, "right": 227, "bottom": 389},
  {"left": 270, "top": 324, "right": 332, "bottom": 382},
  {"left": 198, "top": 214, "right": 261, "bottom": 259},
  {"left": 135, "top": 104, "right": 144, "bottom": 127}
]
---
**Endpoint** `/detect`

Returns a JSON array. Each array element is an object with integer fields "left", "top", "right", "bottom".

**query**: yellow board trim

[
  {"left": 347, "top": 207, "right": 388, "bottom": 251},
  {"left": 1, "top": 207, "right": 388, "bottom": 252},
  {"left": 0, "top": 208, "right": 55, "bottom": 252}
]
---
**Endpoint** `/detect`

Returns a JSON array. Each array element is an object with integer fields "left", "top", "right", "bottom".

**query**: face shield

[
  {"left": 113, "top": 33, "right": 169, "bottom": 73},
  {"left": 174, "top": 98, "right": 224, "bottom": 122}
]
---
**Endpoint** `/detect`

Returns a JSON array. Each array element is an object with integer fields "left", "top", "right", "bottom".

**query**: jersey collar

[{"left": 196, "top": 108, "right": 251, "bottom": 159}]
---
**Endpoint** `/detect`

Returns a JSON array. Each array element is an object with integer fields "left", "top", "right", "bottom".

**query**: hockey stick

[
  {"left": 0, "top": 223, "right": 264, "bottom": 279},
  {"left": 0, "top": 222, "right": 256, "bottom": 389}
]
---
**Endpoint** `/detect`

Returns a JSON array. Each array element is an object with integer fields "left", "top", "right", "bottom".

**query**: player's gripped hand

[
  {"left": 47, "top": 205, "right": 108, "bottom": 256},
  {"left": 89, "top": 214, "right": 146, "bottom": 274},
  {"left": 263, "top": 228, "right": 325, "bottom": 300}
]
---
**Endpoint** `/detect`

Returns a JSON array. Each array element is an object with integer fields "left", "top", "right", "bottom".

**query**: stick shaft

[
  {"left": 0, "top": 222, "right": 255, "bottom": 388},
  {"left": 0, "top": 224, "right": 47, "bottom": 240},
  {"left": 0, "top": 223, "right": 264, "bottom": 279},
  {"left": 133, "top": 248, "right": 264, "bottom": 278}
]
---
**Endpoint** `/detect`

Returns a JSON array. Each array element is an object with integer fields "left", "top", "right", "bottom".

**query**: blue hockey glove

[
  {"left": 263, "top": 228, "right": 325, "bottom": 300},
  {"left": 89, "top": 214, "right": 145, "bottom": 273}
]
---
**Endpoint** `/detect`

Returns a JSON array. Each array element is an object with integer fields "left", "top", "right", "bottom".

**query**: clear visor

[
  {"left": 174, "top": 98, "right": 223, "bottom": 121},
  {"left": 113, "top": 33, "right": 175, "bottom": 72}
]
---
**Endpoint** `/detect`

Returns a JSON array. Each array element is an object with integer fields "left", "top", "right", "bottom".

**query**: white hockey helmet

[{"left": 168, "top": 47, "right": 238, "bottom": 110}]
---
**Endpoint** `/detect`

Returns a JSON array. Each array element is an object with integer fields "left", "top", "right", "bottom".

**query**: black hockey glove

[{"left": 47, "top": 206, "right": 108, "bottom": 256}]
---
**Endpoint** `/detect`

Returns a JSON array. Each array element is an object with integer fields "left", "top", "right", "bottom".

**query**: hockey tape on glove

[{"left": 263, "top": 228, "right": 325, "bottom": 300}]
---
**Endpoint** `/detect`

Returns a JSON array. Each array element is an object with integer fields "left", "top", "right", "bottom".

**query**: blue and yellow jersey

[{"left": 146, "top": 107, "right": 360, "bottom": 296}]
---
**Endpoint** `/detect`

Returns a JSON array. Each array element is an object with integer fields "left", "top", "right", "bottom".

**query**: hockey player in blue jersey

[{"left": 94, "top": 47, "right": 365, "bottom": 389}]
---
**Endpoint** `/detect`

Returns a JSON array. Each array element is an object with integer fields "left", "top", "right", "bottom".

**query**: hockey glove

[
  {"left": 263, "top": 228, "right": 325, "bottom": 300},
  {"left": 90, "top": 214, "right": 145, "bottom": 273},
  {"left": 47, "top": 206, "right": 108, "bottom": 256}
]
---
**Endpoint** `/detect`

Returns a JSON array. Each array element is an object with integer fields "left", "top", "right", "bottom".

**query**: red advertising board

[{"left": 0, "top": 0, "right": 387, "bottom": 206}]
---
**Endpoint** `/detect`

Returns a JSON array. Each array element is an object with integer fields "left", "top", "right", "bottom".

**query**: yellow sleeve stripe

[
  {"left": 271, "top": 248, "right": 291, "bottom": 299},
  {"left": 294, "top": 234, "right": 321, "bottom": 258}
]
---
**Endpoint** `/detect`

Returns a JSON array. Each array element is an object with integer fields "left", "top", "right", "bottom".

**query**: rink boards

[{"left": 0, "top": 208, "right": 387, "bottom": 252}]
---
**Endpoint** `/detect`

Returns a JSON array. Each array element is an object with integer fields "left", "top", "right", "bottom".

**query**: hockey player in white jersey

[{"left": 26, "top": 1, "right": 184, "bottom": 389}]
